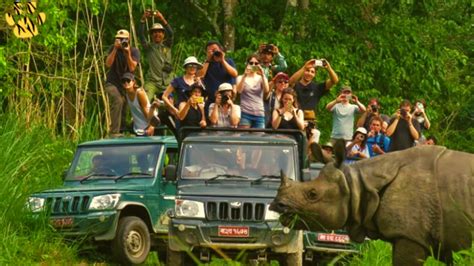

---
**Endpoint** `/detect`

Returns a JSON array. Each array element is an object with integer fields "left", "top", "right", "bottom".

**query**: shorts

[{"left": 239, "top": 112, "right": 265, "bottom": 129}]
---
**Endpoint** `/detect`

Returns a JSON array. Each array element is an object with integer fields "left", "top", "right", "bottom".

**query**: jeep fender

[{"left": 94, "top": 202, "right": 153, "bottom": 241}]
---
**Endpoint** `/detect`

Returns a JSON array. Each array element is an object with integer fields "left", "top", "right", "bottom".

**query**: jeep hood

[
  {"left": 37, "top": 181, "right": 149, "bottom": 194},
  {"left": 177, "top": 182, "right": 279, "bottom": 198}
]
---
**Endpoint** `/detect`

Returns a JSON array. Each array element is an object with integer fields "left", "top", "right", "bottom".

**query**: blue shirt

[
  {"left": 170, "top": 76, "right": 192, "bottom": 105},
  {"left": 203, "top": 58, "right": 236, "bottom": 102},
  {"left": 366, "top": 133, "right": 391, "bottom": 157}
]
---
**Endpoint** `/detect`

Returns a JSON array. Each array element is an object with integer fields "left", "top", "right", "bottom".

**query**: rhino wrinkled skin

[{"left": 270, "top": 142, "right": 473, "bottom": 265}]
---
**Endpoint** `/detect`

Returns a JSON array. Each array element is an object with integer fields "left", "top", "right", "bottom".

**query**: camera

[
  {"left": 400, "top": 109, "right": 407, "bottom": 117},
  {"left": 121, "top": 39, "right": 129, "bottom": 48},
  {"left": 213, "top": 50, "right": 222, "bottom": 57},
  {"left": 371, "top": 105, "right": 378, "bottom": 112},
  {"left": 221, "top": 94, "right": 229, "bottom": 104}
]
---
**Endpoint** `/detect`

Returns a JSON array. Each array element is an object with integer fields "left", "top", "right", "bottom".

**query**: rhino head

[{"left": 270, "top": 140, "right": 351, "bottom": 232}]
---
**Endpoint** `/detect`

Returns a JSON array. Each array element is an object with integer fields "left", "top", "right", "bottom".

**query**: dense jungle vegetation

[{"left": 0, "top": 0, "right": 472, "bottom": 265}]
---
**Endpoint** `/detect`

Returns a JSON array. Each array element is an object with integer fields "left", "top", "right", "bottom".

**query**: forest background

[{"left": 0, "top": 0, "right": 472, "bottom": 264}]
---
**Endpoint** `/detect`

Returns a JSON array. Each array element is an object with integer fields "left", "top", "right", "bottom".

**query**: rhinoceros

[{"left": 270, "top": 141, "right": 473, "bottom": 265}]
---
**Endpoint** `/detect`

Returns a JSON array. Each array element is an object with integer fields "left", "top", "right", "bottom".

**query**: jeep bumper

[{"left": 48, "top": 210, "right": 118, "bottom": 239}]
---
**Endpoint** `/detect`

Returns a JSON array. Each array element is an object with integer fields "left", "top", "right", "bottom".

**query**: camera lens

[
  {"left": 371, "top": 105, "right": 378, "bottom": 112},
  {"left": 213, "top": 50, "right": 222, "bottom": 57},
  {"left": 121, "top": 40, "right": 129, "bottom": 48},
  {"left": 221, "top": 95, "right": 229, "bottom": 103}
]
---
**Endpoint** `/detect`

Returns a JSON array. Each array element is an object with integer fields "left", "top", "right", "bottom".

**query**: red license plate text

[
  {"left": 50, "top": 217, "right": 74, "bottom": 228},
  {"left": 218, "top": 226, "right": 249, "bottom": 237},
  {"left": 317, "top": 233, "right": 350, "bottom": 244}
]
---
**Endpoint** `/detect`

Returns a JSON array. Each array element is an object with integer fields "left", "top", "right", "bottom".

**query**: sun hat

[
  {"left": 217, "top": 83, "right": 233, "bottom": 92},
  {"left": 321, "top": 142, "right": 334, "bottom": 149},
  {"left": 355, "top": 127, "right": 368, "bottom": 135},
  {"left": 115, "top": 29, "right": 130, "bottom": 39},
  {"left": 149, "top": 23, "right": 165, "bottom": 32},
  {"left": 183, "top": 56, "right": 203, "bottom": 68}
]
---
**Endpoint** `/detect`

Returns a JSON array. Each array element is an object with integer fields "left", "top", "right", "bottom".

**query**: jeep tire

[{"left": 112, "top": 216, "right": 151, "bottom": 265}]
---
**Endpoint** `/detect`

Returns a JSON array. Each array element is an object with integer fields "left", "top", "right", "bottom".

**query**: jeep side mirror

[{"left": 164, "top": 165, "right": 177, "bottom": 181}]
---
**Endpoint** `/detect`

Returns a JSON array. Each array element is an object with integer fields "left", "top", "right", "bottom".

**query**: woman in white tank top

[{"left": 122, "top": 72, "right": 160, "bottom": 136}]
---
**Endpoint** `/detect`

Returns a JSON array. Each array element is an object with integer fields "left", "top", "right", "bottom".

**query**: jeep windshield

[
  {"left": 180, "top": 143, "right": 296, "bottom": 181},
  {"left": 65, "top": 144, "right": 161, "bottom": 181}
]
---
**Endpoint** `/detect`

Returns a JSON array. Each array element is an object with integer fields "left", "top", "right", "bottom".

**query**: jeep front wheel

[{"left": 112, "top": 216, "right": 151, "bottom": 265}]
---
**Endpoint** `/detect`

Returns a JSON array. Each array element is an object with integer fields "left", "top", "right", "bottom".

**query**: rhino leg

[{"left": 392, "top": 238, "right": 427, "bottom": 266}]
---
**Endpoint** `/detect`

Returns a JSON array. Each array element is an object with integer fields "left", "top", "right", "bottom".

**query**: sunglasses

[
  {"left": 248, "top": 62, "right": 259, "bottom": 66},
  {"left": 278, "top": 80, "right": 289, "bottom": 84},
  {"left": 122, "top": 79, "right": 132, "bottom": 83},
  {"left": 186, "top": 64, "right": 198, "bottom": 68},
  {"left": 342, "top": 90, "right": 352, "bottom": 94}
]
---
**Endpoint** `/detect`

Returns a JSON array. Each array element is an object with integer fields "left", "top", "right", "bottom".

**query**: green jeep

[
  {"left": 27, "top": 136, "right": 178, "bottom": 265},
  {"left": 165, "top": 128, "right": 305, "bottom": 265}
]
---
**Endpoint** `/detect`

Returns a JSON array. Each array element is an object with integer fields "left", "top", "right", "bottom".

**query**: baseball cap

[
  {"left": 355, "top": 127, "right": 368, "bottom": 135},
  {"left": 272, "top": 72, "right": 289, "bottom": 82},
  {"left": 149, "top": 23, "right": 165, "bottom": 32},
  {"left": 121, "top": 72, "right": 135, "bottom": 81},
  {"left": 340, "top": 85, "right": 352, "bottom": 93},
  {"left": 217, "top": 83, "right": 233, "bottom": 92},
  {"left": 115, "top": 29, "right": 130, "bottom": 39}
]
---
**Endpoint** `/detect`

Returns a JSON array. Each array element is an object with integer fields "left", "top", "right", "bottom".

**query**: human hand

[
  {"left": 321, "top": 59, "right": 330, "bottom": 69},
  {"left": 153, "top": 10, "right": 164, "bottom": 19},
  {"left": 372, "top": 144, "right": 383, "bottom": 154},
  {"left": 199, "top": 120, "right": 207, "bottom": 128},
  {"left": 368, "top": 130, "right": 376, "bottom": 138},
  {"left": 351, "top": 95, "right": 359, "bottom": 103},
  {"left": 114, "top": 39, "right": 121, "bottom": 49},
  {"left": 256, "top": 65, "right": 265, "bottom": 76},
  {"left": 405, "top": 112, "right": 412, "bottom": 121},
  {"left": 272, "top": 44, "right": 279, "bottom": 55},
  {"left": 336, "top": 94, "right": 345, "bottom": 103}
]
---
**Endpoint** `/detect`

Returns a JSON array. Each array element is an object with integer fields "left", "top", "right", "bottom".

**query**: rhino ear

[
  {"left": 280, "top": 169, "right": 289, "bottom": 187},
  {"left": 309, "top": 142, "right": 333, "bottom": 164},
  {"left": 333, "top": 139, "right": 346, "bottom": 169}
]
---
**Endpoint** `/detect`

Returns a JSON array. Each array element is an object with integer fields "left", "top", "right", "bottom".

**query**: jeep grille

[
  {"left": 206, "top": 202, "right": 265, "bottom": 221},
  {"left": 46, "top": 196, "right": 90, "bottom": 214}
]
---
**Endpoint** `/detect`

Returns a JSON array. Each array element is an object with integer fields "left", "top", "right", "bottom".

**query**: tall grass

[{"left": 0, "top": 114, "right": 80, "bottom": 264}]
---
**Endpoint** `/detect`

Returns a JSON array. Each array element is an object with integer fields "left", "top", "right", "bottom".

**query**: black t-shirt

[
  {"left": 388, "top": 117, "right": 421, "bottom": 152},
  {"left": 106, "top": 45, "right": 141, "bottom": 89},
  {"left": 181, "top": 106, "right": 202, "bottom": 127},
  {"left": 294, "top": 81, "right": 328, "bottom": 111}
]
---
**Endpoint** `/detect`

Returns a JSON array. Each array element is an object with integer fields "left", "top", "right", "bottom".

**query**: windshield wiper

[
  {"left": 251, "top": 175, "right": 281, "bottom": 185},
  {"left": 114, "top": 172, "right": 152, "bottom": 182},
  {"left": 205, "top": 174, "right": 251, "bottom": 184},
  {"left": 80, "top": 173, "right": 116, "bottom": 183}
]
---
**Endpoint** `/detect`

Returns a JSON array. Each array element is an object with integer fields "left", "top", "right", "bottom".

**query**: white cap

[{"left": 355, "top": 127, "right": 368, "bottom": 135}]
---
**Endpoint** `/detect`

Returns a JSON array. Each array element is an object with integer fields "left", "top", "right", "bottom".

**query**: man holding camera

[
  {"left": 326, "top": 86, "right": 366, "bottom": 143},
  {"left": 105, "top": 29, "right": 141, "bottom": 136},
  {"left": 386, "top": 99, "right": 421, "bottom": 151},
  {"left": 139, "top": 9, "right": 174, "bottom": 100},
  {"left": 356, "top": 98, "right": 390, "bottom": 131},
  {"left": 209, "top": 83, "right": 241, "bottom": 128},
  {"left": 198, "top": 41, "right": 238, "bottom": 107},
  {"left": 258, "top": 43, "right": 288, "bottom": 79}
]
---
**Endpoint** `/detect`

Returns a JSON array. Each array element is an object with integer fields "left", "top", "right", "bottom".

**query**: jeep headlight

[
  {"left": 265, "top": 204, "right": 280, "bottom": 220},
  {"left": 27, "top": 197, "right": 45, "bottom": 212},
  {"left": 175, "top": 200, "right": 205, "bottom": 218},
  {"left": 89, "top": 194, "right": 121, "bottom": 210}
]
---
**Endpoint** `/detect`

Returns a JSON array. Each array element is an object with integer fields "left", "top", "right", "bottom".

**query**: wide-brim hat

[
  {"left": 183, "top": 56, "right": 203, "bottom": 69},
  {"left": 217, "top": 83, "right": 233, "bottom": 92},
  {"left": 185, "top": 83, "right": 207, "bottom": 97},
  {"left": 149, "top": 23, "right": 165, "bottom": 32},
  {"left": 115, "top": 29, "right": 129, "bottom": 39},
  {"left": 321, "top": 142, "right": 334, "bottom": 149}
]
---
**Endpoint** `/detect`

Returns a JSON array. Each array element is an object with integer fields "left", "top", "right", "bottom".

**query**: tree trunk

[
  {"left": 222, "top": 0, "right": 237, "bottom": 51},
  {"left": 296, "top": 0, "right": 309, "bottom": 40}
]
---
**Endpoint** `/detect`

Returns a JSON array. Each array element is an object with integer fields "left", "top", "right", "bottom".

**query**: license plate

[
  {"left": 50, "top": 217, "right": 74, "bottom": 228},
  {"left": 317, "top": 233, "right": 350, "bottom": 244},
  {"left": 218, "top": 226, "right": 249, "bottom": 237}
]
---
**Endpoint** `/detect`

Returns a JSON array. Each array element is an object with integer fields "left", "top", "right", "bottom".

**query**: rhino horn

[
  {"left": 333, "top": 139, "right": 346, "bottom": 169},
  {"left": 280, "top": 169, "right": 290, "bottom": 187},
  {"left": 309, "top": 142, "right": 333, "bottom": 164}
]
